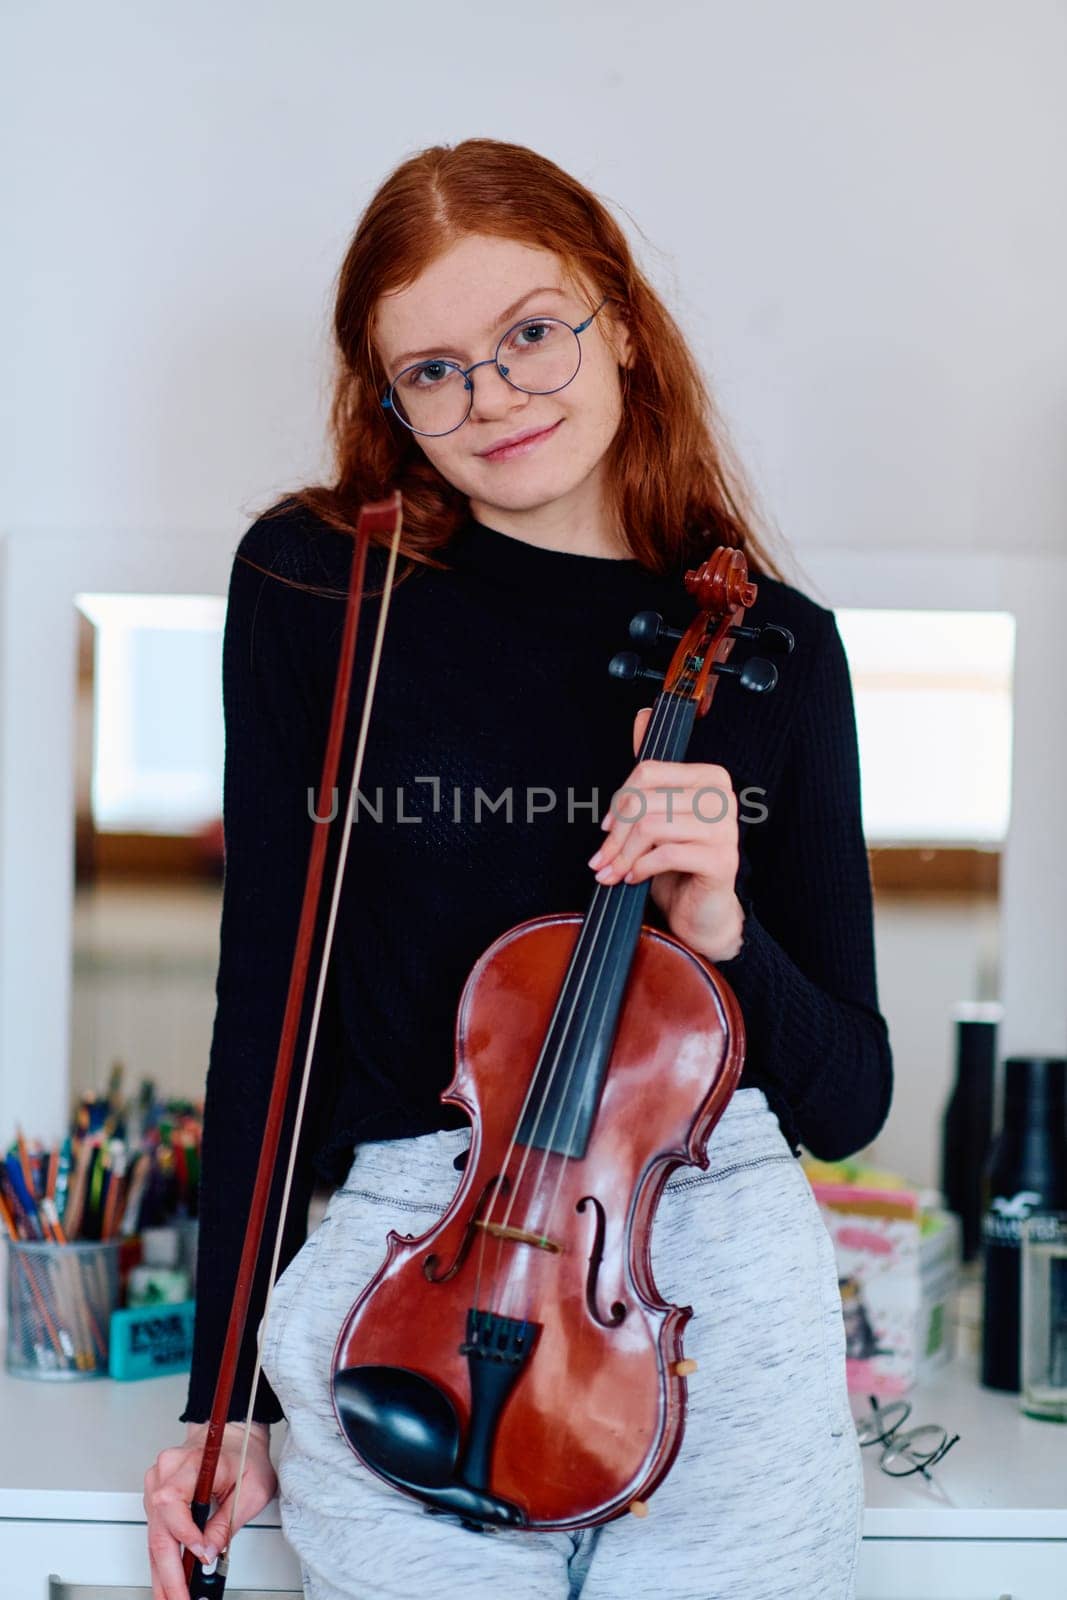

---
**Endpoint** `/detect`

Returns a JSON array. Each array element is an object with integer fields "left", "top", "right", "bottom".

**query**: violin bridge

[{"left": 473, "top": 1219, "right": 562, "bottom": 1253}]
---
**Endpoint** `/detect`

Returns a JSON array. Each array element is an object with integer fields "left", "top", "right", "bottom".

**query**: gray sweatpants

[{"left": 259, "top": 1087, "right": 864, "bottom": 1599}]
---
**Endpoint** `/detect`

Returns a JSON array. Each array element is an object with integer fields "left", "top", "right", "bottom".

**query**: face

[{"left": 372, "top": 234, "right": 632, "bottom": 548}]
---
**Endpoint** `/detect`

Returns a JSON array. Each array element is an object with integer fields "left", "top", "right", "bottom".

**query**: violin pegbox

[{"left": 608, "top": 545, "right": 795, "bottom": 715}]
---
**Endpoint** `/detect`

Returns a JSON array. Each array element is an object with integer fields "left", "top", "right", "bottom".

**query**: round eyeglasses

[
  {"left": 380, "top": 298, "right": 611, "bottom": 438},
  {"left": 854, "top": 1394, "right": 961, "bottom": 1480}
]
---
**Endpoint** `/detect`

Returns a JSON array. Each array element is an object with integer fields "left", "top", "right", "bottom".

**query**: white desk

[
  {"left": 0, "top": 1355, "right": 1064, "bottom": 1598},
  {"left": 852, "top": 1355, "right": 1066, "bottom": 1599},
  {"left": 0, "top": 1370, "right": 299, "bottom": 1597}
]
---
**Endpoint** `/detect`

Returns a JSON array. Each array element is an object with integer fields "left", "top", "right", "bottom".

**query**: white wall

[
  {"left": 4, "top": 1, "right": 1065, "bottom": 554},
  {"left": 2, "top": 2, "right": 1065, "bottom": 1139}
]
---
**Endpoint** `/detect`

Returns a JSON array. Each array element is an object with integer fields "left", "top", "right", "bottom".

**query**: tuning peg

[
  {"left": 628, "top": 610, "right": 683, "bottom": 646},
  {"left": 729, "top": 622, "right": 795, "bottom": 655},
  {"left": 608, "top": 651, "right": 667, "bottom": 686},
  {"left": 712, "top": 655, "right": 779, "bottom": 694}
]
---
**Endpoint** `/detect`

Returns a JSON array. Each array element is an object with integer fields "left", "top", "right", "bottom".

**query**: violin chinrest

[
  {"left": 333, "top": 1363, "right": 528, "bottom": 1529},
  {"left": 334, "top": 1364, "right": 459, "bottom": 1487}
]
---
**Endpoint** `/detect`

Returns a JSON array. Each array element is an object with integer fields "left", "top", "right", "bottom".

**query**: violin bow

[{"left": 183, "top": 491, "right": 405, "bottom": 1598}]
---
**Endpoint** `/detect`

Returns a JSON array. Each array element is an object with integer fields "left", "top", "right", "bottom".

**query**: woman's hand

[
  {"left": 143, "top": 1420, "right": 277, "bottom": 1600},
  {"left": 587, "top": 706, "right": 745, "bottom": 962}
]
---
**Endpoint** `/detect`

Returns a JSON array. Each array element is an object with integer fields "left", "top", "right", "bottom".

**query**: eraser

[{"left": 108, "top": 1299, "right": 196, "bottom": 1380}]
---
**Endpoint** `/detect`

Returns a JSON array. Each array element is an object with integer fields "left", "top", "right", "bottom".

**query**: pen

[
  {"left": 54, "top": 1136, "right": 72, "bottom": 1226},
  {"left": 0, "top": 1187, "right": 68, "bottom": 1367},
  {"left": 4, "top": 1153, "right": 44, "bottom": 1240}
]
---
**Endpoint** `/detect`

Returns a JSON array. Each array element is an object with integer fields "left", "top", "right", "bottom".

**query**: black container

[
  {"left": 940, "top": 1004, "right": 999, "bottom": 1262},
  {"left": 980, "top": 1056, "right": 1067, "bottom": 1391}
]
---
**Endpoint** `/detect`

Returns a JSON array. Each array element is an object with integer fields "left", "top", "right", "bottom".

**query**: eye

[
  {"left": 400, "top": 360, "right": 461, "bottom": 390},
  {"left": 506, "top": 319, "right": 557, "bottom": 352}
]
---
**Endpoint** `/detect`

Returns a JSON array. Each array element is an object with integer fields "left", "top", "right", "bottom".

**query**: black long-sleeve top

[{"left": 182, "top": 500, "right": 893, "bottom": 1424}]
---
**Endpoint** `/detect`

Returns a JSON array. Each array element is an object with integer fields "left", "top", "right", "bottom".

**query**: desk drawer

[
  {"left": 50, "top": 1586, "right": 301, "bottom": 1599},
  {"left": 0, "top": 1520, "right": 300, "bottom": 1599},
  {"left": 857, "top": 1536, "right": 1067, "bottom": 1598}
]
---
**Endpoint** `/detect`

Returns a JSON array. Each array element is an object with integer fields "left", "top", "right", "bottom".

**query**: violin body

[{"left": 332, "top": 911, "right": 744, "bottom": 1531}]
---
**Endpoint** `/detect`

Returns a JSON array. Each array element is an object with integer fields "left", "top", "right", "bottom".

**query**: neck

[{"left": 467, "top": 480, "right": 629, "bottom": 559}]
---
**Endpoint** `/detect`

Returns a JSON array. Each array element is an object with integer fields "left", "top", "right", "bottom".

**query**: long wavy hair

[{"left": 262, "top": 138, "right": 789, "bottom": 586}]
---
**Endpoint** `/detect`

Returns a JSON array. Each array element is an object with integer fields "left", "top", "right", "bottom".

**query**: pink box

[{"left": 808, "top": 1180, "right": 961, "bottom": 1398}]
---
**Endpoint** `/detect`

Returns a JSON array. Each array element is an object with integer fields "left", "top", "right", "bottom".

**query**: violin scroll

[{"left": 610, "top": 543, "right": 794, "bottom": 714}]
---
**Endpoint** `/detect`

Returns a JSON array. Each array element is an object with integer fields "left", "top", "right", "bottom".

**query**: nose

[{"left": 466, "top": 358, "right": 528, "bottom": 425}]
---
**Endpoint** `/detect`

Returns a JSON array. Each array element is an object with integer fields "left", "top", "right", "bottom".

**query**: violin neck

[
  {"left": 636, "top": 687, "right": 698, "bottom": 766},
  {"left": 515, "top": 691, "right": 698, "bottom": 1159}
]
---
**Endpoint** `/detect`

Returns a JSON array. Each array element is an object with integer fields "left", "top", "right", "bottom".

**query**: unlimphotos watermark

[{"left": 307, "top": 777, "right": 769, "bottom": 827}]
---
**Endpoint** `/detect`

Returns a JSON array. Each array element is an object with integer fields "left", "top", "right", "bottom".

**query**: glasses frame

[
  {"left": 855, "top": 1394, "right": 961, "bottom": 1481},
  {"left": 380, "top": 297, "right": 612, "bottom": 437}
]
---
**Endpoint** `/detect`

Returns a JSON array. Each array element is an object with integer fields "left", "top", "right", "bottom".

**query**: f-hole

[
  {"left": 576, "top": 1194, "right": 626, "bottom": 1327},
  {"left": 423, "top": 1174, "right": 511, "bottom": 1283}
]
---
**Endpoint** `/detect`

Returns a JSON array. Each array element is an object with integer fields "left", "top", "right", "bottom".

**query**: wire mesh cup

[{"left": 5, "top": 1238, "right": 120, "bottom": 1378}]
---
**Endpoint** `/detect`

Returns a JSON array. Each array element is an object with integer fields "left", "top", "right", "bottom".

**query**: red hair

[{"left": 264, "top": 138, "right": 789, "bottom": 585}]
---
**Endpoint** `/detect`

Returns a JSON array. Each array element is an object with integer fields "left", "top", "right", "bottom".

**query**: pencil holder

[{"left": 5, "top": 1238, "right": 120, "bottom": 1379}]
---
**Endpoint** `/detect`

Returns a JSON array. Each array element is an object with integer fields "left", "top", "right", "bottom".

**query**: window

[
  {"left": 835, "top": 609, "right": 1014, "bottom": 846},
  {"left": 75, "top": 594, "right": 225, "bottom": 834}
]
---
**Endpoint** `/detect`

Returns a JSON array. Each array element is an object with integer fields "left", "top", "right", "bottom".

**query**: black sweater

[{"left": 182, "top": 502, "right": 893, "bottom": 1424}]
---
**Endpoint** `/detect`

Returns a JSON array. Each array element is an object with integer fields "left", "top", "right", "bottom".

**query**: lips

[{"left": 476, "top": 420, "right": 561, "bottom": 459}]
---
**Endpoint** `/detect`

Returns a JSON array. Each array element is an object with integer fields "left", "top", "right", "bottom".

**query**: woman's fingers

[
  {"left": 632, "top": 704, "right": 653, "bottom": 757},
  {"left": 197, "top": 1439, "right": 278, "bottom": 1551},
  {"left": 613, "top": 840, "right": 723, "bottom": 887},
  {"left": 232, "top": 1466, "right": 277, "bottom": 1533},
  {"left": 144, "top": 1449, "right": 217, "bottom": 1599},
  {"left": 606, "top": 769, "right": 734, "bottom": 827},
  {"left": 144, "top": 1457, "right": 212, "bottom": 1557},
  {"left": 591, "top": 806, "right": 736, "bottom": 884},
  {"left": 145, "top": 1427, "right": 274, "bottom": 1596},
  {"left": 201, "top": 1461, "right": 275, "bottom": 1551},
  {"left": 147, "top": 1520, "right": 197, "bottom": 1600}
]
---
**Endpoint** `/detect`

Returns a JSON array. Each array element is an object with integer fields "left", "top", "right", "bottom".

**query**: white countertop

[
  {"left": 850, "top": 1354, "right": 1067, "bottom": 1540},
  {"left": 0, "top": 1350, "right": 1063, "bottom": 1539},
  {"left": 0, "top": 1369, "right": 284, "bottom": 1526}
]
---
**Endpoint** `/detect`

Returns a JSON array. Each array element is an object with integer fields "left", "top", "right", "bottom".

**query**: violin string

[
  {"left": 470, "top": 687, "right": 683, "bottom": 1318},
  {"left": 534, "top": 608, "right": 747, "bottom": 1313},
  {"left": 498, "top": 699, "right": 679, "bottom": 1205},
  {"left": 485, "top": 666, "right": 694, "bottom": 1321},
  {"left": 225, "top": 517, "right": 405, "bottom": 1556},
  {"left": 515, "top": 691, "right": 691, "bottom": 1321},
  {"left": 466, "top": 680, "right": 685, "bottom": 1315},
  {"left": 522, "top": 687, "right": 693, "bottom": 1304}
]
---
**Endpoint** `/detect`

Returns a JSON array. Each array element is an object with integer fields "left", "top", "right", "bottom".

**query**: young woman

[{"left": 144, "top": 138, "right": 892, "bottom": 1600}]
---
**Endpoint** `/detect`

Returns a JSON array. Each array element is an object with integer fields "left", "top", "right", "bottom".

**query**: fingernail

[
  {"left": 203, "top": 1544, "right": 218, "bottom": 1565},
  {"left": 587, "top": 850, "right": 603, "bottom": 869},
  {"left": 595, "top": 867, "right": 614, "bottom": 883}
]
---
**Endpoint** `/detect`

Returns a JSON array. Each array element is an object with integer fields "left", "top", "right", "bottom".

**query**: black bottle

[
  {"left": 980, "top": 1056, "right": 1067, "bottom": 1391},
  {"left": 940, "top": 1004, "right": 999, "bottom": 1262}
]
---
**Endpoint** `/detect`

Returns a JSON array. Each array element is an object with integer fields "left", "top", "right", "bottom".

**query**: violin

[{"left": 329, "top": 523, "right": 793, "bottom": 1532}]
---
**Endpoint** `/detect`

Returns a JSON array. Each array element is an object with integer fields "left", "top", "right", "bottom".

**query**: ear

[
  {"left": 614, "top": 318, "right": 634, "bottom": 371},
  {"left": 597, "top": 297, "right": 632, "bottom": 371}
]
